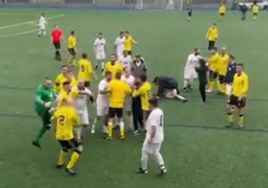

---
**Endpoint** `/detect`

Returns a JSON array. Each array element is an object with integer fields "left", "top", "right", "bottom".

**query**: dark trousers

[
  {"left": 199, "top": 81, "right": 207, "bottom": 102},
  {"left": 241, "top": 12, "right": 246, "bottom": 20},
  {"left": 208, "top": 41, "right": 215, "bottom": 51},
  {"left": 132, "top": 96, "right": 143, "bottom": 131}
]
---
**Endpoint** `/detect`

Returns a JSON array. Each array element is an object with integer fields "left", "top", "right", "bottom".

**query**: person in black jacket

[
  {"left": 239, "top": 3, "right": 248, "bottom": 20},
  {"left": 195, "top": 58, "right": 209, "bottom": 104}
]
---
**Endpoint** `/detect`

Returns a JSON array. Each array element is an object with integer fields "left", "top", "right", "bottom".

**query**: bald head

[
  {"left": 78, "top": 79, "right": 85, "bottom": 88},
  {"left": 44, "top": 78, "right": 52, "bottom": 88},
  {"left": 221, "top": 47, "right": 227, "bottom": 54}
]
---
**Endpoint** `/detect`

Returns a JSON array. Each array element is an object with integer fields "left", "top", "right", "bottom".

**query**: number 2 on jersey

[
  {"left": 59, "top": 115, "right": 65, "bottom": 125},
  {"left": 159, "top": 114, "right": 164, "bottom": 126}
]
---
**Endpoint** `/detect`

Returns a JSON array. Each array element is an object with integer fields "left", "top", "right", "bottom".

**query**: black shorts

[
  {"left": 68, "top": 48, "right": 76, "bottom": 56},
  {"left": 53, "top": 41, "right": 61, "bottom": 50},
  {"left": 188, "top": 12, "right": 192, "bottom": 16},
  {"left": 58, "top": 139, "right": 79, "bottom": 150},
  {"left": 84, "top": 81, "right": 90, "bottom": 87},
  {"left": 228, "top": 95, "right": 246, "bottom": 108},
  {"left": 220, "top": 13, "right": 225, "bottom": 16},
  {"left": 208, "top": 40, "right": 215, "bottom": 50},
  {"left": 108, "top": 107, "right": 123, "bottom": 118},
  {"left": 127, "top": 51, "right": 132, "bottom": 55},
  {"left": 253, "top": 13, "right": 258, "bottom": 16},
  {"left": 218, "top": 75, "right": 225, "bottom": 84},
  {"left": 209, "top": 70, "right": 218, "bottom": 80}
]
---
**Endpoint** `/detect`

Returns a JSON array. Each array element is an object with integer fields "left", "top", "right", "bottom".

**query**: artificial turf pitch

[{"left": 0, "top": 9, "right": 268, "bottom": 188}]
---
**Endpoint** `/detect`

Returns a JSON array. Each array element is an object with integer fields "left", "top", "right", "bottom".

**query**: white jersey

[
  {"left": 96, "top": 79, "right": 109, "bottom": 106},
  {"left": 118, "top": 55, "right": 132, "bottom": 70},
  {"left": 145, "top": 108, "right": 164, "bottom": 143},
  {"left": 38, "top": 16, "right": 47, "bottom": 28},
  {"left": 73, "top": 87, "right": 92, "bottom": 112},
  {"left": 184, "top": 53, "right": 201, "bottom": 71},
  {"left": 94, "top": 38, "right": 106, "bottom": 53},
  {"left": 114, "top": 37, "right": 125, "bottom": 57},
  {"left": 121, "top": 74, "right": 135, "bottom": 86}
]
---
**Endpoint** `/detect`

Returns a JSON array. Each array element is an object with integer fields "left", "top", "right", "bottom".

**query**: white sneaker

[
  {"left": 206, "top": 89, "right": 212, "bottom": 93},
  {"left": 91, "top": 129, "right": 95, "bottom": 134}
]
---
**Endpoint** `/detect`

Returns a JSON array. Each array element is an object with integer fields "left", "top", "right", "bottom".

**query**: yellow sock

[
  {"left": 57, "top": 150, "right": 68, "bottom": 165},
  {"left": 209, "top": 81, "right": 215, "bottom": 90},
  {"left": 220, "top": 84, "right": 226, "bottom": 93},
  {"left": 108, "top": 122, "right": 113, "bottom": 138},
  {"left": 227, "top": 113, "right": 233, "bottom": 123},
  {"left": 239, "top": 114, "right": 244, "bottom": 125},
  {"left": 67, "top": 152, "right": 80, "bottom": 169}
]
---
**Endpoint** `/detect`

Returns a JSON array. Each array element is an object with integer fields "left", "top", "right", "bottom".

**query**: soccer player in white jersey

[
  {"left": 94, "top": 32, "right": 106, "bottom": 72},
  {"left": 114, "top": 31, "right": 125, "bottom": 58},
  {"left": 73, "top": 80, "right": 94, "bottom": 142},
  {"left": 91, "top": 71, "right": 112, "bottom": 136},
  {"left": 38, "top": 13, "right": 48, "bottom": 37},
  {"left": 183, "top": 48, "right": 201, "bottom": 92},
  {"left": 121, "top": 69, "right": 135, "bottom": 129},
  {"left": 137, "top": 97, "right": 166, "bottom": 175},
  {"left": 119, "top": 50, "right": 132, "bottom": 70}
]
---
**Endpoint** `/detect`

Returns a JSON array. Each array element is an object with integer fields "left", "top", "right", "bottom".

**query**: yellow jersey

[
  {"left": 104, "top": 61, "right": 124, "bottom": 78},
  {"left": 52, "top": 106, "right": 80, "bottom": 140},
  {"left": 124, "top": 36, "right": 137, "bottom": 51},
  {"left": 132, "top": 81, "right": 152, "bottom": 111},
  {"left": 54, "top": 73, "right": 66, "bottom": 93},
  {"left": 206, "top": 27, "right": 218, "bottom": 41},
  {"left": 218, "top": 54, "right": 229, "bottom": 76},
  {"left": 218, "top": 5, "right": 226, "bottom": 14},
  {"left": 252, "top": 5, "right": 259, "bottom": 13},
  {"left": 59, "top": 76, "right": 78, "bottom": 92},
  {"left": 208, "top": 52, "right": 219, "bottom": 72},
  {"left": 232, "top": 72, "right": 249, "bottom": 97},
  {"left": 78, "top": 58, "right": 93, "bottom": 82},
  {"left": 68, "top": 36, "right": 76, "bottom": 49},
  {"left": 108, "top": 79, "right": 132, "bottom": 108},
  {"left": 57, "top": 88, "right": 79, "bottom": 108}
]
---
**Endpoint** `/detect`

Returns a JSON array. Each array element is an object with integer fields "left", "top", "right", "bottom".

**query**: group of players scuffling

[
  {"left": 186, "top": 1, "right": 260, "bottom": 22},
  {"left": 33, "top": 13, "right": 248, "bottom": 177}
]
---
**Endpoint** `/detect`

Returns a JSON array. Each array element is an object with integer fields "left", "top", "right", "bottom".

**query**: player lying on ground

[
  {"left": 38, "top": 13, "right": 47, "bottom": 37},
  {"left": 152, "top": 75, "right": 187, "bottom": 102}
]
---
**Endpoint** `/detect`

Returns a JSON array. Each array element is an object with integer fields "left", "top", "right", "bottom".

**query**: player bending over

[
  {"left": 38, "top": 13, "right": 47, "bottom": 37},
  {"left": 137, "top": 97, "right": 167, "bottom": 176},
  {"left": 91, "top": 71, "right": 112, "bottom": 136},
  {"left": 153, "top": 75, "right": 187, "bottom": 102},
  {"left": 183, "top": 48, "right": 201, "bottom": 92},
  {"left": 94, "top": 32, "right": 106, "bottom": 71},
  {"left": 226, "top": 64, "right": 248, "bottom": 128},
  {"left": 52, "top": 100, "right": 83, "bottom": 176},
  {"left": 32, "top": 78, "right": 56, "bottom": 149}
]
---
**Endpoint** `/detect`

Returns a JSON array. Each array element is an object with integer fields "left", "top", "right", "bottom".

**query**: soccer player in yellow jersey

[
  {"left": 57, "top": 81, "right": 79, "bottom": 108},
  {"left": 104, "top": 54, "right": 124, "bottom": 78},
  {"left": 217, "top": 47, "right": 229, "bottom": 94},
  {"left": 252, "top": 3, "right": 259, "bottom": 19},
  {"left": 132, "top": 74, "right": 152, "bottom": 123},
  {"left": 54, "top": 65, "right": 69, "bottom": 94},
  {"left": 218, "top": 4, "right": 226, "bottom": 22},
  {"left": 52, "top": 104, "right": 82, "bottom": 176},
  {"left": 206, "top": 23, "right": 218, "bottom": 50},
  {"left": 106, "top": 72, "right": 132, "bottom": 140},
  {"left": 206, "top": 47, "right": 219, "bottom": 93},
  {"left": 77, "top": 53, "right": 97, "bottom": 87},
  {"left": 58, "top": 71, "right": 78, "bottom": 92},
  {"left": 226, "top": 64, "right": 248, "bottom": 128},
  {"left": 124, "top": 31, "right": 138, "bottom": 55},
  {"left": 68, "top": 31, "right": 77, "bottom": 65}
]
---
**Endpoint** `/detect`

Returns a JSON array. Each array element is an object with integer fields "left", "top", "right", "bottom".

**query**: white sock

[
  {"left": 141, "top": 151, "right": 149, "bottom": 170},
  {"left": 101, "top": 62, "right": 105, "bottom": 70},
  {"left": 154, "top": 152, "right": 165, "bottom": 169},
  {"left": 183, "top": 80, "right": 189, "bottom": 88},
  {"left": 92, "top": 118, "right": 98, "bottom": 131},
  {"left": 119, "top": 121, "right": 124, "bottom": 132},
  {"left": 42, "top": 30, "right": 46, "bottom": 36},
  {"left": 103, "top": 125, "right": 108, "bottom": 133},
  {"left": 74, "top": 126, "right": 82, "bottom": 140},
  {"left": 176, "top": 94, "right": 186, "bottom": 100},
  {"left": 38, "top": 30, "right": 42, "bottom": 35}
]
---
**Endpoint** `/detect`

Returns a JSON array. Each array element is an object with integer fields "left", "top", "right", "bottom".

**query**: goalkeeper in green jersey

[{"left": 32, "top": 78, "right": 56, "bottom": 149}]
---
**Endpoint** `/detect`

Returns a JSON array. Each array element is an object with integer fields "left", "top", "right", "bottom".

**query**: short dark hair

[
  {"left": 115, "top": 72, "right": 122, "bottom": 79},
  {"left": 149, "top": 97, "right": 158, "bottom": 107},
  {"left": 61, "top": 65, "right": 68, "bottom": 69},
  {"left": 140, "top": 74, "right": 147, "bottom": 82},
  {"left": 119, "top": 31, "right": 124, "bottom": 35},
  {"left": 125, "top": 31, "right": 129, "bottom": 34},
  {"left": 63, "top": 81, "right": 70, "bottom": 86},
  {"left": 82, "top": 53, "right": 87, "bottom": 59},
  {"left": 135, "top": 54, "right": 141, "bottom": 58},
  {"left": 71, "top": 31, "right": 75, "bottom": 35},
  {"left": 153, "top": 76, "right": 159, "bottom": 83},
  {"left": 99, "top": 32, "right": 103, "bottom": 35},
  {"left": 212, "top": 46, "right": 217, "bottom": 51},
  {"left": 237, "top": 63, "right": 244, "bottom": 67},
  {"left": 199, "top": 58, "right": 206, "bottom": 66},
  {"left": 105, "top": 71, "right": 112, "bottom": 76},
  {"left": 229, "top": 54, "right": 235, "bottom": 60}
]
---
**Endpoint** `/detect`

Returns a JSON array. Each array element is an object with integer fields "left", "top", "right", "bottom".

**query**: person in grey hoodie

[{"left": 131, "top": 54, "right": 147, "bottom": 77}]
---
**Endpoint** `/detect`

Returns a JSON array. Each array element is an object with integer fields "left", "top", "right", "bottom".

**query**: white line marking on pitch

[
  {"left": 0, "top": 14, "right": 65, "bottom": 30},
  {"left": 0, "top": 29, "right": 38, "bottom": 38}
]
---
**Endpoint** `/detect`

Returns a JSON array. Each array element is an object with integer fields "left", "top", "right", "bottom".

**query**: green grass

[{"left": 0, "top": 10, "right": 268, "bottom": 188}]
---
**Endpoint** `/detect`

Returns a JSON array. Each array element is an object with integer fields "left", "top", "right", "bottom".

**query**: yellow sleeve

[
  {"left": 243, "top": 75, "right": 249, "bottom": 95},
  {"left": 118, "top": 63, "right": 124, "bottom": 73},
  {"left": 87, "top": 62, "right": 93, "bottom": 74},
  {"left": 125, "top": 84, "right": 132, "bottom": 94},
  {"left": 72, "top": 77, "right": 78, "bottom": 86},
  {"left": 104, "top": 63, "right": 109, "bottom": 73},
  {"left": 206, "top": 29, "right": 210, "bottom": 38},
  {"left": 130, "top": 37, "right": 137, "bottom": 44},
  {"left": 73, "top": 38, "right": 76, "bottom": 47},
  {"left": 215, "top": 29, "right": 218, "bottom": 37},
  {"left": 209, "top": 54, "right": 217, "bottom": 63},
  {"left": 71, "top": 88, "right": 79, "bottom": 97},
  {"left": 132, "top": 86, "right": 144, "bottom": 97}
]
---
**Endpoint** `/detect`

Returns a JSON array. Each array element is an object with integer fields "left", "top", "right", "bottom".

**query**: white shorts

[
  {"left": 97, "top": 105, "right": 109, "bottom": 117},
  {"left": 96, "top": 52, "right": 106, "bottom": 60},
  {"left": 226, "top": 84, "right": 232, "bottom": 95},
  {"left": 117, "top": 50, "right": 123, "bottom": 58},
  {"left": 184, "top": 69, "right": 197, "bottom": 80},
  {"left": 124, "top": 96, "right": 132, "bottom": 112},
  {"left": 77, "top": 110, "right": 89, "bottom": 125},
  {"left": 142, "top": 142, "right": 162, "bottom": 154},
  {"left": 39, "top": 25, "right": 46, "bottom": 30}
]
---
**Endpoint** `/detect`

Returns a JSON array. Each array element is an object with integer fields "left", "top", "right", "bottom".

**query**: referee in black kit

[{"left": 195, "top": 58, "right": 209, "bottom": 104}]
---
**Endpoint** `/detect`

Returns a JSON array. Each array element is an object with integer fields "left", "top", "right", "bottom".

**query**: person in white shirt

[
  {"left": 183, "top": 48, "right": 201, "bottom": 92},
  {"left": 121, "top": 69, "right": 135, "bottom": 130},
  {"left": 38, "top": 13, "right": 48, "bottom": 37},
  {"left": 73, "top": 80, "right": 95, "bottom": 142},
  {"left": 137, "top": 97, "right": 167, "bottom": 175},
  {"left": 91, "top": 71, "right": 112, "bottom": 136},
  {"left": 93, "top": 32, "right": 106, "bottom": 72},
  {"left": 118, "top": 50, "right": 132, "bottom": 70},
  {"left": 114, "top": 31, "right": 125, "bottom": 58}
]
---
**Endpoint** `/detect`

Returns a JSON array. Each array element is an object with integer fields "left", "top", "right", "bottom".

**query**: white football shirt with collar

[{"left": 114, "top": 36, "right": 125, "bottom": 57}]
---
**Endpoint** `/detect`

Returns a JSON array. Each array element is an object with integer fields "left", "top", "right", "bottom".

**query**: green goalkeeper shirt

[{"left": 34, "top": 84, "right": 55, "bottom": 114}]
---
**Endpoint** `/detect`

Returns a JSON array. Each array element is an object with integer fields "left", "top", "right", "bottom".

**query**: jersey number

[
  {"left": 159, "top": 115, "right": 164, "bottom": 126},
  {"left": 59, "top": 115, "right": 65, "bottom": 125},
  {"left": 80, "top": 65, "right": 85, "bottom": 72}
]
